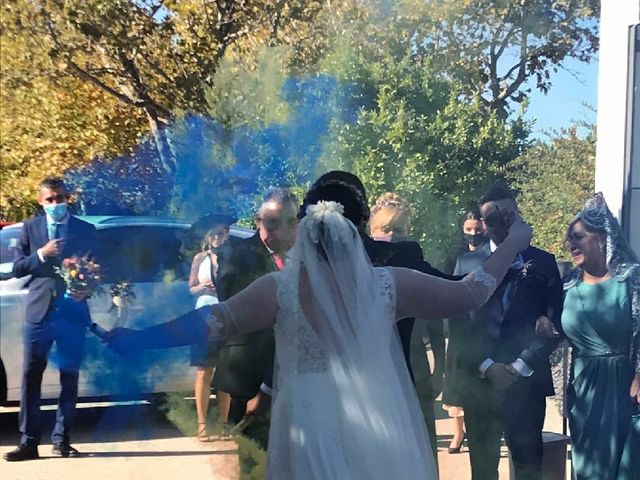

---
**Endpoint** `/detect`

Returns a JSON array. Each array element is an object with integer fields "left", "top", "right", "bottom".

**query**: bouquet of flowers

[
  {"left": 109, "top": 281, "right": 136, "bottom": 308},
  {"left": 55, "top": 255, "right": 104, "bottom": 299},
  {"left": 54, "top": 256, "right": 111, "bottom": 340},
  {"left": 108, "top": 280, "right": 136, "bottom": 327}
]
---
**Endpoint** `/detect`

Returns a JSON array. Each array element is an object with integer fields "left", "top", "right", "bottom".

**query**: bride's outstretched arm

[
  {"left": 206, "top": 274, "right": 278, "bottom": 338},
  {"left": 106, "top": 274, "right": 278, "bottom": 353},
  {"left": 394, "top": 219, "right": 532, "bottom": 320}
]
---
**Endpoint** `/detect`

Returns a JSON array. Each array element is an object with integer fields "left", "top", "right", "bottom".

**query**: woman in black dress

[{"left": 442, "top": 209, "right": 487, "bottom": 453}]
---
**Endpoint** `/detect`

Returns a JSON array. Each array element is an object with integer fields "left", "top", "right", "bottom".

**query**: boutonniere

[{"left": 516, "top": 260, "right": 535, "bottom": 283}]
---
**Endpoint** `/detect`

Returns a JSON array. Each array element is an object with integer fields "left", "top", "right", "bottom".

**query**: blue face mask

[{"left": 44, "top": 203, "right": 68, "bottom": 222}]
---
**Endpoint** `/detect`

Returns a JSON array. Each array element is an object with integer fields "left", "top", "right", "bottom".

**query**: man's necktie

[
  {"left": 273, "top": 254, "right": 286, "bottom": 271},
  {"left": 53, "top": 223, "right": 61, "bottom": 240}
]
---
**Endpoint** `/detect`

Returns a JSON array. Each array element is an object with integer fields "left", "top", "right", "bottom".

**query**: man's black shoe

[
  {"left": 3, "top": 444, "right": 39, "bottom": 462},
  {"left": 52, "top": 443, "right": 80, "bottom": 458}
]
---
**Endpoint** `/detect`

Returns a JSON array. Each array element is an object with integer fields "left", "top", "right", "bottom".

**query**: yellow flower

[{"left": 70, "top": 270, "right": 78, "bottom": 278}]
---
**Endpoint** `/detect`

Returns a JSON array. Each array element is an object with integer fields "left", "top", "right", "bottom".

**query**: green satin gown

[{"left": 561, "top": 278, "right": 636, "bottom": 480}]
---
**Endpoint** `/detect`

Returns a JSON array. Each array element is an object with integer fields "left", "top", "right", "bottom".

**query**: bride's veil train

[{"left": 267, "top": 200, "right": 437, "bottom": 479}]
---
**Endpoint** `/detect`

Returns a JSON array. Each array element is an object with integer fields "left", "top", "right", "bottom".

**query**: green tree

[
  {"left": 508, "top": 122, "right": 596, "bottom": 259},
  {"left": 321, "top": 47, "right": 531, "bottom": 267},
  {"left": 381, "top": 0, "right": 599, "bottom": 118}
]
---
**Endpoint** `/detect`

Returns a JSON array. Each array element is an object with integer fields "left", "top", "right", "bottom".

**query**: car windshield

[
  {"left": 0, "top": 225, "right": 189, "bottom": 282},
  {"left": 94, "top": 226, "right": 188, "bottom": 283}
]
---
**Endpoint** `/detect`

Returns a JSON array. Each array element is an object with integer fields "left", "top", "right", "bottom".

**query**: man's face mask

[{"left": 44, "top": 202, "right": 68, "bottom": 221}]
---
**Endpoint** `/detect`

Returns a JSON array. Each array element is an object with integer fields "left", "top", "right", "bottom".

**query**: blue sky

[{"left": 521, "top": 56, "right": 598, "bottom": 139}]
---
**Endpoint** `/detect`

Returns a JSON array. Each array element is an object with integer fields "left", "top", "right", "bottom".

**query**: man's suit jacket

[
  {"left": 362, "top": 235, "right": 459, "bottom": 390},
  {"left": 214, "top": 232, "right": 277, "bottom": 397},
  {"left": 13, "top": 215, "right": 97, "bottom": 324},
  {"left": 457, "top": 243, "right": 563, "bottom": 400}
]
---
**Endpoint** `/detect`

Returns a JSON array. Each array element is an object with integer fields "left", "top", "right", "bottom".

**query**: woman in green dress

[{"left": 560, "top": 194, "right": 639, "bottom": 479}]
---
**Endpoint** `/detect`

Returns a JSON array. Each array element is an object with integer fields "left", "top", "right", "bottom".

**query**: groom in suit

[
  {"left": 457, "top": 186, "right": 563, "bottom": 480},
  {"left": 4, "top": 177, "right": 97, "bottom": 462},
  {"left": 212, "top": 188, "right": 298, "bottom": 444}
]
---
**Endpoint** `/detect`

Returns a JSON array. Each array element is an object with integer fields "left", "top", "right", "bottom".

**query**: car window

[
  {"left": 0, "top": 227, "right": 22, "bottom": 277},
  {"left": 93, "top": 226, "right": 189, "bottom": 283}
]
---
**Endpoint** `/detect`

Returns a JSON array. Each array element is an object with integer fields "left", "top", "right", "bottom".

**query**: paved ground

[
  {"left": 0, "top": 402, "right": 239, "bottom": 480},
  {"left": 1, "top": 397, "right": 570, "bottom": 480},
  {"left": 435, "top": 397, "right": 571, "bottom": 480}
]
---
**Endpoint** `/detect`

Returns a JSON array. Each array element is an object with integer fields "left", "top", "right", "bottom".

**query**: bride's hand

[
  {"left": 105, "top": 327, "right": 141, "bottom": 354},
  {"left": 505, "top": 215, "right": 532, "bottom": 252}
]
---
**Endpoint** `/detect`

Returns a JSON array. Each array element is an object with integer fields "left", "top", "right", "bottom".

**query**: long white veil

[{"left": 284, "top": 201, "right": 436, "bottom": 478}]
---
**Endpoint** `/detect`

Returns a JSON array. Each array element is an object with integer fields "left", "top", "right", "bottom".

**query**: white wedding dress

[
  {"left": 266, "top": 263, "right": 437, "bottom": 479},
  {"left": 205, "top": 201, "right": 497, "bottom": 480}
]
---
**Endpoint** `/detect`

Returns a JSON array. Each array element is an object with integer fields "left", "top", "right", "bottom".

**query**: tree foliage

[
  {"left": 321, "top": 46, "right": 531, "bottom": 267},
  {"left": 0, "top": 0, "right": 354, "bottom": 220},
  {"left": 1, "top": 0, "right": 599, "bottom": 232},
  {"left": 0, "top": 12, "right": 145, "bottom": 219},
  {"left": 390, "top": 0, "right": 599, "bottom": 117},
  {"left": 1, "top": 0, "right": 350, "bottom": 176},
  {"left": 508, "top": 122, "right": 596, "bottom": 260}
]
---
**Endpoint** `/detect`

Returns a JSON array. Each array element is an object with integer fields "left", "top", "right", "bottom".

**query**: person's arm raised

[{"left": 395, "top": 218, "right": 532, "bottom": 321}]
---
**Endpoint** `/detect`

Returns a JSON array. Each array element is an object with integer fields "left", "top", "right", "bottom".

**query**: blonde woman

[{"left": 369, "top": 192, "right": 411, "bottom": 242}]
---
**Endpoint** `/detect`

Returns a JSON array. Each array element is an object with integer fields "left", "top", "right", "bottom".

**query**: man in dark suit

[
  {"left": 305, "top": 171, "right": 459, "bottom": 463},
  {"left": 4, "top": 177, "right": 97, "bottom": 462},
  {"left": 457, "top": 186, "right": 563, "bottom": 480},
  {"left": 212, "top": 188, "right": 298, "bottom": 444}
]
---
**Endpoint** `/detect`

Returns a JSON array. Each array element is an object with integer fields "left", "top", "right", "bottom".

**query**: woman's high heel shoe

[{"left": 447, "top": 434, "right": 465, "bottom": 454}]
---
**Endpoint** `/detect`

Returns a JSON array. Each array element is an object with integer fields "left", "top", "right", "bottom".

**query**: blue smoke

[
  {"left": 50, "top": 73, "right": 354, "bottom": 436},
  {"left": 67, "top": 74, "right": 349, "bottom": 221}
]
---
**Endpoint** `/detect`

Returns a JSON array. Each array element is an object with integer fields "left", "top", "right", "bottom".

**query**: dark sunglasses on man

[{"left": 483, "top": 204, "right": 517, "bottom": 228}]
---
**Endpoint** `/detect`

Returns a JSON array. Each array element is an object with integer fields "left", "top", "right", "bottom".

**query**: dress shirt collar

[
  {"left": 264, "top": 242, "right": 290, "bottom": 261},
  {"left": 45, "top": 213, "right": 70, "bottom": 225},
  {"left": 490, "top": 239, "right": 525, "bottom": 269}
]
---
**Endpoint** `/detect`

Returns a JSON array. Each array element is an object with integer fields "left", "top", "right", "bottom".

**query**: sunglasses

[{"left": 483, "top": 205, "right": 517, "bottom": 228}]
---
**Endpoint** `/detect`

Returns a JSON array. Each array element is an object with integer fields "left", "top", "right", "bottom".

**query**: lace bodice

[{"left": 273, "top": 267, "right": 395, "bottom": 381}]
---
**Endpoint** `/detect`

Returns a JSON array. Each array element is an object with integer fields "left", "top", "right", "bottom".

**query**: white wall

[{"left": 595, "top": 0, "right": 639, "bottom": 220}]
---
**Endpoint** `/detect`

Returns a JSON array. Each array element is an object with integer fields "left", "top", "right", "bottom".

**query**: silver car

[{"left": 0, "top": 216, "right": 254, "bottom": 404}]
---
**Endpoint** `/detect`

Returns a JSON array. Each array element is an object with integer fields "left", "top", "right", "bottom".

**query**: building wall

[{"left": 595, "top": 0, "right": 640, "bottom": 255}]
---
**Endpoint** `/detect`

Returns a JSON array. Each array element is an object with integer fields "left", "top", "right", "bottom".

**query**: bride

[{"left": 107, "top": 181, "right": 532, "bottom": 479}]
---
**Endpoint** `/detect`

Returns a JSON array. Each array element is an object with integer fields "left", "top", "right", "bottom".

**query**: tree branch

[
  {"left": 85, "top": 67, "right": 128, "bottom": 77},
  {"left": 138, "top": 52, "right": 176, "bottom": 85},
  {"left": 66, "top": 60, "right": 140, "bottom": 106},
  {"left": 499, "top": 60, "right": 523, "bottom": 84},
  {"left": 488, "top": 41, "right": 499, "bottom": 100},
  {"left": 269, "top": 0, "right": 287, "bottom": 42},
  {"left": 498, "top": 26, "right": 528, "bottom": 102},
  {"left": 149, "top": 0, "right": 165, "bottom": 18},
  {"left": 495, "top": 25, "right": 518, "bottom": 60},
  {"left": 116, "top": 50, "right": 173, "bottom": 119}
]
